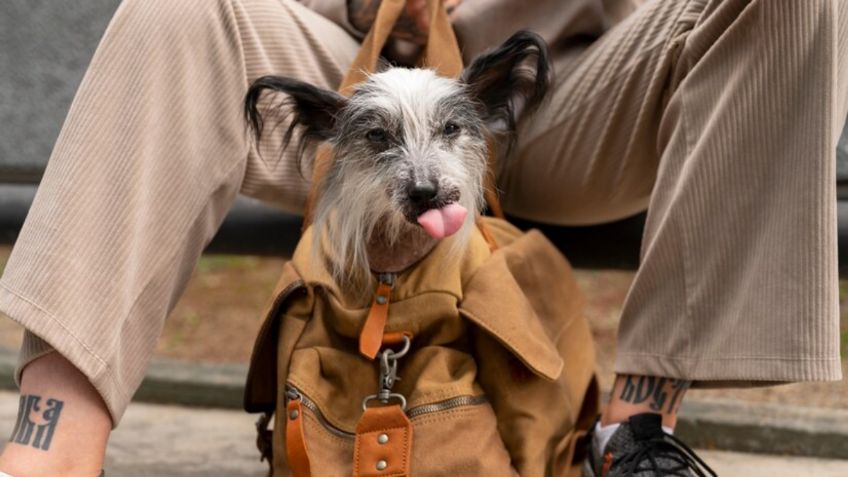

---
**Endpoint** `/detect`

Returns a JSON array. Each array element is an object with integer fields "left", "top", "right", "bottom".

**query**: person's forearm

[{"left": 0, "top": 352, "right": 111, "bottom": 477}]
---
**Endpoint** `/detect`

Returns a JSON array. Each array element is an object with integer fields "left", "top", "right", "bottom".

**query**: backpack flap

[
  {"left": 459, "top": 256, "right": 564, "bottom": 381},
  {"left": 459, "top": 227, "right": 598, "bottom": 476},
  {"left": 244, "top": 263, "right": 307, "bottom": 413}
]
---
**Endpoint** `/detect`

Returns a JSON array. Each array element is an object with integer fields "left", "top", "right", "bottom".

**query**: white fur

[{"left": 312, "top": 68, "right": 488, "bottom": 288}]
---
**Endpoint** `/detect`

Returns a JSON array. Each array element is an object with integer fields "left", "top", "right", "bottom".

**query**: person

[{"left": 0, "top": 0, "right": 845, "bottom": 475}]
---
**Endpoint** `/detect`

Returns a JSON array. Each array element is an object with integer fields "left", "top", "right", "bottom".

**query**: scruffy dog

[{"left": 245, "top": 31, "right": 550, "bottom": 288}]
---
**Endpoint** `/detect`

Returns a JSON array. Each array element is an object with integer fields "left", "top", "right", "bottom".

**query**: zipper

[
  {"left": 285, "top": 385, "right": 488, "bottom": 439},
  {"left": 286, "top": 386, "right": 355, "bottom": 439},
  {"left": 406, "top": 394, "right": 488, "bottom": 419}
]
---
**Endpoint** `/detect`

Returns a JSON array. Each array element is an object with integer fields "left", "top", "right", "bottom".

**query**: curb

[
  {"left": 677, "top": 398, "right": 848, "bottom": 459},
  {"left": 0, "top": 347, "right": 247, "bottom": 410},
  {"left": 2, "top": 347, "right": 846, "bottom": 459}
]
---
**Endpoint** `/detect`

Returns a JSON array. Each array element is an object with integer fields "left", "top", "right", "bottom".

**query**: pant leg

[
  {"left": 506, "top": 0, "right": 848, "bottom": 383},
  {"left": 0, "top": 0, "right": 359, "bottom": 425}
]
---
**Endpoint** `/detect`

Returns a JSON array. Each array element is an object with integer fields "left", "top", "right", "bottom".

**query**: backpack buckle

[{"left": 361, "top": 335, "right": 411, "bottom": 411}]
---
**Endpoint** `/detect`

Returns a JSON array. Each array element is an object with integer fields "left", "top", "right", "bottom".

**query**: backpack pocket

[{"left": 283, "top": 384, "right": 518, "bottom": 477}]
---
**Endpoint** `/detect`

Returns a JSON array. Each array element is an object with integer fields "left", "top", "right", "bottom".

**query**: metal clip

[
  {"left": 285, "top": 386, "right": 302, "bottom": 402},
  {"left": 362, "top": 393, "right": 408, "bottom": 411},
  {"left": 378, "top": 335, "right": 410, "bottom": 390},
  {"left": 383, "top": 334, "right": 411, "bottom": 360},
  {"left": 377, "top": 272, "right": 397, "bottom": 286},
  {"left": 362, "top": 335, "right": 411, "bottom": 411},
  {"left": 380, "top": 352, "right": 399, "bottom": 390}
]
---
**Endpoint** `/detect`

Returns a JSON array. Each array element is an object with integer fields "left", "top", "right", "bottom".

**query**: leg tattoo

[
  {"left": 618, "top": 376, "right": 690, "bottom": 414},
  {"left": 9, "top": 394, "right": 64, "bottom": 451}
]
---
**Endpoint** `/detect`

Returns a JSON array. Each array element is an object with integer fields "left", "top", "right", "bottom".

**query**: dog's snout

[{"left": 408, "top": 181, "right": 439, "bottom": 205}]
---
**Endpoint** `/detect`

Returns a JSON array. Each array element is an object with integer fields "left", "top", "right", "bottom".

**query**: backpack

[{"left": 243, "top": 1, "right": 599, "bottom": 476}]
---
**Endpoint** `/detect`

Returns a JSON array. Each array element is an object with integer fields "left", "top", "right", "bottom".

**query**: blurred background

[
  {"left": 3, "top": 0, "right": 846, "bottom": 402},
  {"left": 1, "top": 1, "right": 847, "bottom": 475}
]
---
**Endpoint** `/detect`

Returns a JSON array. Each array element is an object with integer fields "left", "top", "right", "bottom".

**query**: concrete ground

[{"left": 1, "top": 392, "right": 847, "bottom": 476}]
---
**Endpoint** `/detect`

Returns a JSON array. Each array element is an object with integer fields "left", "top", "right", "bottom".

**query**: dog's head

[{"left": 246, "top": 31, "right": 550, "bottom": 283}]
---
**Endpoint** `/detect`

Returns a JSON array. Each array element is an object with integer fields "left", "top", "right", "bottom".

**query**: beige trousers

[{"left": 0, "top": 0, "right": 845, "bottom": 424}]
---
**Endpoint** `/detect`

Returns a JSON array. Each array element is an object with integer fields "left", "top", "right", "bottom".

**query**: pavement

[
  {"left": 0, "top": 391, "right": 265, "bottom": 477},
  {"left": 1, "top": 392, "right": 847, "bottom": 476}
]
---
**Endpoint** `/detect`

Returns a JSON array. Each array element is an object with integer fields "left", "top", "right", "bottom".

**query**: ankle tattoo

[
  {"left": 618, "top": 377, "right": 690, "bottom": 414},
  {"left": 8, "top": 394, "right": 64, "bottom": 451}
]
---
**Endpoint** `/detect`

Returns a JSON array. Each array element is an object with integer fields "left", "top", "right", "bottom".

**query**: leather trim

[
  {"left": 354, "top": 405, "right": 413, "bottom": 477},
  {"left": 359, "top": 282, "right": 393, "bottom": 359},
  {"left": 285, "top": 399, "right": 311, "bottom": 477},
  {"left": 382, "top": 331, "right": 412, "bottom": 346}
]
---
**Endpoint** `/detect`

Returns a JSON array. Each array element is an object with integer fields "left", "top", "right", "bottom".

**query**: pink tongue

[{"left": 417, "top": 203, "right": 468, "bottom": 239}]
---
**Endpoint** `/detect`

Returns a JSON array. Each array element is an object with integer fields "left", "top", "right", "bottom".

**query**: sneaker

[{"left": 583, "top": 413, "right": 716, "bottom": 477}]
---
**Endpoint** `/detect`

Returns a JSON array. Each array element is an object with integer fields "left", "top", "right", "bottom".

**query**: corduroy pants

[{"left": 1, "top": 0, "right": 846, "bottom": 424}]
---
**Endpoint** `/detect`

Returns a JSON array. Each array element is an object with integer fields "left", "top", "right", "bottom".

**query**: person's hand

[
  {"left": 349, "top": 0, "right": 463, "bottom": 45},
  {"left": 403, "top": 0, "right": 462, "bottom": 39}
]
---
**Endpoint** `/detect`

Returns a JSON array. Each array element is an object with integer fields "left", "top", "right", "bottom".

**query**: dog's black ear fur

[
  {"left": 461, "top": 30, "right": 551, "bottom": 134},
  {"left": 244, "top": 76, "right": 347, "bottom": 158}
]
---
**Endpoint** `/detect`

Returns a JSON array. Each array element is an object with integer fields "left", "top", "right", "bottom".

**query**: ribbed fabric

[
  {"left": 0, "top": 0, "right": 361, "bottom": 425},
  {"left": 506, "top": 0, "right": 847, "bottom": 384},
  {"left": 0, "top": 0, "right": 845, "bottom": 426}
]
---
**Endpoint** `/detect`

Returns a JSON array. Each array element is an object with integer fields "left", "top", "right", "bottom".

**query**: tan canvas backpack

[{"left": 243, "top": 1, "right": 599, "bottom": 476}]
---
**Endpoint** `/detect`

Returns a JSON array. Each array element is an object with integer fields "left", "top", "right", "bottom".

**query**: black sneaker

[{"left": 583, "top": 413, "right": 716, "bottom": 477}]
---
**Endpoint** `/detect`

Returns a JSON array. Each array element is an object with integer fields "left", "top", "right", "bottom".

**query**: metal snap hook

[
  {"left": 362, "top": 393, "right": 408, "bottom": 411},
  {"left": 382, "top": 334, "right": 411, "bottom": 360}
]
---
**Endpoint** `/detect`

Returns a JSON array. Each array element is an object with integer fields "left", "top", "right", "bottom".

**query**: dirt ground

[{"left": 1, "top": 247, "right": 845, "bottom": 408}]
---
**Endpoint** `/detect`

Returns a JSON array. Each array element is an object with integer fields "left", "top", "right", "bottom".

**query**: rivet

[
  {"left": 289, "top": 410, "right": 299, "bottom": 420},
  {"left": 376, "top": 295, "right": 387, "bottom": 305},
  {"left": 376, "top": 460, "right": 388, "bottom": 471},
  {"left": 377, "top": 433, "right": 389, "bottom": 444}
]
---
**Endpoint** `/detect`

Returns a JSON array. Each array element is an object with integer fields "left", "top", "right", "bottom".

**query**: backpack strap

[
  {"left": 285, "top": 398, "right": 312, "bottom": 477},
  {"left": 359, "top": 279, "right": 394, "bottom": 359}
]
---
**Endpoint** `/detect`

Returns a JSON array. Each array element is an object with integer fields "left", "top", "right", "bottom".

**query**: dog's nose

[{"left": 408, "top": 181, "right": 438, "bottom": 205}]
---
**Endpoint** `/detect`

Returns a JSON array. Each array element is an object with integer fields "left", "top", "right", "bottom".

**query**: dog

[
  {"left": 239, "top": 32, "right": 595, "bottom": 476},
  {"left": 244, "top": 30, "right": 551, "bottom": 290}
]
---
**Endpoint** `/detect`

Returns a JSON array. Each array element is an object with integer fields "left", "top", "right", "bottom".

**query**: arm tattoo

[
  {"left": 619, "top": 377, "right": 690, "bottom": 414},
  {"left": 8, "top": 394, "right": 64, "bottom": 451}
]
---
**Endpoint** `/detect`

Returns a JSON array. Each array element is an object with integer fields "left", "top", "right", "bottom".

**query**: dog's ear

[
  {"left": 461, "top": 30, "right": 551, "bottom": 134},
  {"left": 245, "top": 76, "right": 347, "bottom": 150}
]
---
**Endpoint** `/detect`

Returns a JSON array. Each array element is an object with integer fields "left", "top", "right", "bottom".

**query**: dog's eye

[
  {"left": 443, "top": 122, "right": 461, "bottom": 137},
  {"left": 366, "top": 128, "right": 387, "bottom": 143}
]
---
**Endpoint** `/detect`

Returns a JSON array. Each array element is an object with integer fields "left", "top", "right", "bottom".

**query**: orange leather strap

[
  {"left": 359, "top": 282, "right": 393, "bottom": 359},
  {"left": 353, "top": 405, "right": 413, "bottom": 477},
  {"left": 381, "top": 331, "right": 412, "bottom": 347},
  {"left": 476, "top": 217, "right": 499, "bottom": 252},
  {"left": 285, "top": 399, "right": 311, "bottom": 477}
]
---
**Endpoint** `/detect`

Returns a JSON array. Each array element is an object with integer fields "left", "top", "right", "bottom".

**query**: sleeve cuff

[
  {"left": 0, "top": 283, "right": 127, "bottom": 427},
  {"left": 16, "top": 330, "right": 59, "bottom": 385}
]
